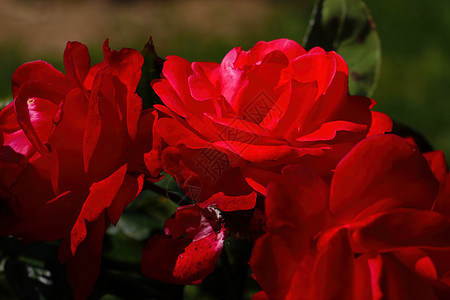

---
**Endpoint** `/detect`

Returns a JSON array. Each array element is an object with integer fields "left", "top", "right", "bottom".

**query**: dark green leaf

[
  {"left": 303, "top": 0, "right": 381, "bottom": 97},
  {"left": 136, "top": 37, "right": 165, "bottom": 109}
]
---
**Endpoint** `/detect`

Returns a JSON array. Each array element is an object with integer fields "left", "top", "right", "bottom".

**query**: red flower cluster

[
  {"left": 0, "top": 40, "right": 160, "bottom": 299},
  {"left": 0, "top": 37, "right": 449, "bottom": 300},
  {"left": 250, "top": 135, "right": 450, "bottom": 299},
  {"left": 145, "top": 39, "right": 450, "bottom": 299}
]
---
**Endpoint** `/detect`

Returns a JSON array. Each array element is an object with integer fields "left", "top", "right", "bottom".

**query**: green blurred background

[{"left": 1, "top": 0, "right": 449, "bottom": 158}]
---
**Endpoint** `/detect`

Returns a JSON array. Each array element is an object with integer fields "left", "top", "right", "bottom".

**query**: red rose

[
  {"left": 0, "top": 40, "right": 161, "bottom": 300},
  {"left": 141, "top": 204, "right": 226, "bottom": 285},
  {"left": 153, "top": 39, "right": 392, "bottom": 211},
  {"left": 250, "top": 135, "right": 450, "bottom": 299}
]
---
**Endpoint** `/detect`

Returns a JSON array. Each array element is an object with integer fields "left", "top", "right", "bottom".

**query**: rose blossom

[
  {"left": 141, "top": 204, "right": 226, "bottom": 285},
  {"left": 0, "top": 40, "right": 161, "bottom": 300},
  {"left": 153, "top": 38, "right": 392, "bottom": 211},
  {"left": 250, "top": 135, "right": 450, "bottom": 299}
]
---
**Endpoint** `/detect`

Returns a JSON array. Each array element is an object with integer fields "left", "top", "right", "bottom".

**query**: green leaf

[
  {"left": 303, "top": 0, "right": 381, "bottom": 97},
  {"left": 137, "top": 37, "right": 165, "bottom": 109}
]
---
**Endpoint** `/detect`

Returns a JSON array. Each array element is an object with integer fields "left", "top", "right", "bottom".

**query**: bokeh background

[{"left": 1, "top": 0, "right": 449, "bottom": 158}]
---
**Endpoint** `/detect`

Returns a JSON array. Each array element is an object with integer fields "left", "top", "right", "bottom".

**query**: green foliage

[{"left": 303, "top": 0, "right": 381, "bottom": 97}]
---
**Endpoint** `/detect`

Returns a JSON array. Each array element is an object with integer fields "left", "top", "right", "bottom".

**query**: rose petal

[
  {"left": 68, "top": 164, "right": 127, "bottom": 256},
  {"left": 351, "top": 209, "right": 450, "bottom": 252},
  {"left": 64, "top": 41, "right": 91, "bottom": 88},
  {"left": 219, "top": 47, "right": 247, "bottom": 106},
  {"left": 381, "top": 254, "right": 440, "bottom": 299},
  {"left": 188, "top": 62, "right": 221, "bottom": 101},
  {"left": 107, "top": 174, "right": 144, "bottom": 225},
  {"left": 65, "top": 212, "right": 108, "bottom": 300},
  {"left": 296, "top": 120, "right": 367, "bottom": 142},
  {"left": 331, "top": 134, "right": 439, "bottom": 219},
  {"left": 12, "top": 61, "right": 70, "bottom": 98},
  {"left": 308, "top": 228, "right": 354, "bottom": 300},
  {"left": 367, "top": 111, "right": 393, "bottom": 136},
  {"left": 234, "top": 39, "right": 306, "bottom": 67},
  {"left": 142, "top": 205, "right": 225, "bottom": 285},
  {"left": 250, "top": 233, "right": 299, "bottom": 300},
  {"left": 15, "top": 83, "right": 62, "bottom": 155}
]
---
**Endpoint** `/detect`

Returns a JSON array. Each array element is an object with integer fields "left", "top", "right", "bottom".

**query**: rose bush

[
  {"left": 153, "top": 38, "right": 392, "bottom": 212},
  {"left": 0, "top": 40, "right": 161, "bottom": 300},
  {"left": 250, "top": 134, "right": 450, "bottom": 299}
]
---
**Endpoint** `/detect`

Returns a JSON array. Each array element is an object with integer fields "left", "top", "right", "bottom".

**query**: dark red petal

[
  {"left": 107, "top": 174, "right": 144, "bottom": 225},
  {"left": 250, "top": 233, "right": 299, "bottom": 300},
  {"left": 7, "top": 190, "right": 80, "bottom": 242},
  {"left": 308, "top": 228, "right": 354, "bottom": 300},
  {"left": 11, "top": 61, "right": 69, "bottom": 98},
  {"left": 250, "top": 165, "right": 330, "bottom": 299},
  {"left": 424, "top": 150, "right": 448, "bottom": 187},
  {"left": 142, "top": 205, "right": 225, "bottom": 285},
  {"left": 65, "top": 212, "right": 108, "bottom": 300},
  {"left": 381, "top": 254, "right": 440, "bottom": 299},
  {"left": 198, "top": 190, "right": 257, "bottom": 211},
  {"left": 126, "top": 93, "right": 143, "bottom": 141},
  {"left": 331, "top": 95, "right": 372, "bottom": 131},
  {"left": 161, "top": 146, "right": 256, "bottom": 211},
  {"left": 83, "top": 71, "right": 103, "bottom": 172},
  {"left": 265, "top": 165, "right": 329, "bottom": 234},
  {"left": 101, "top": 39, "right": 144, "bottom": 93},
  {"left": 434, "top": 172, "right": 450, "bottom": 218},
  {"left": 352, "top": 254, "right": 382, "bottom": 300},
  {"left": 85, "top": 75, "right": 127, "bottom": 179},
  {"left": 128, "top": 108, "right": 162, "bottom": 177},
  {"left": 367, "top": 111, "right": 393, "bottom": 136},
  {"left": 142, "top": 229, "right": 225, "bottom": 285},
  {"left": 68, "top": 164, "right": 127, "bottom": 256},
  {"left": 392, "top": 248, "right": 440, "bottom": 281},
  {"left": 64, "top": 41, "right": 91, "bottom": 88},
  {"left": 242, "top": 166, "right": 282, "bottom": 196},
  {"left": 352, "top": 209, "right": 450, "bottom": 252},
  {"left": 424, "top": 151, "right": 449, "bottom": 216},
  {"left": 331, "top": 134, "right": 439, "bottom": 220}
]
